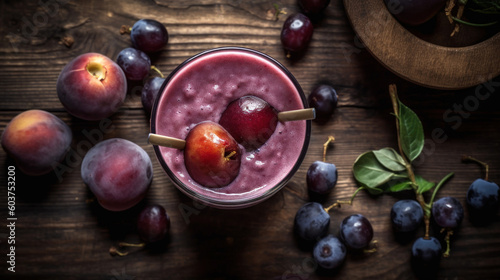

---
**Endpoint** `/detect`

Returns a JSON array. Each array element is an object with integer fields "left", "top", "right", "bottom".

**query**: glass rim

[{"left": 150, "top": 46, "right": 311, "bottom": 208}]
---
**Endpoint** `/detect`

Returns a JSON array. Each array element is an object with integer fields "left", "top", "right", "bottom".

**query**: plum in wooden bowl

[{"left": 344, "top": 0, "right": 500, "bottom": 89}]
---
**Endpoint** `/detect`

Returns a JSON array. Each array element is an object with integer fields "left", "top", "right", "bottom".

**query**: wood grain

[
  {"left": 0, "top": 1, "right": 500, "bottom": 279},
  {"left": 344, "top": 0, "right": 500, "bottom": 90}
]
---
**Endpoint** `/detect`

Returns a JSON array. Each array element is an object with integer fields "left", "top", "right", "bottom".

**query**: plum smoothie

[{"left": 153, "top": 48, "right": 309, "bottom": 205}]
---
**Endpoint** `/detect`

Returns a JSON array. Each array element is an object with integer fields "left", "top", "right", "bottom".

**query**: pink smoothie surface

[{"left": 154, "top": 49, "right": 307, "bottom": 202}]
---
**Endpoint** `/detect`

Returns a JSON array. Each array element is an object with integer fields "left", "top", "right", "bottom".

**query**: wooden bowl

[{"left": 343, "top": 0, "right": 500, "bottom": 90}]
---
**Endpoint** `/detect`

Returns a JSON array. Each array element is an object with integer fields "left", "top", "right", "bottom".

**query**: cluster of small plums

[
  {"left": 1, "top": 18, "right": 173, "bottom": 251},
  {"left": 77, "top": 19, "right": 170, "bottom": 252},
  {"left": 81, "top": 19, "right": 172, "bottom": 250},
  {"left": 118, "top": 19, "right": 169, "bottom": 115},
  {"left": 390, "top": 156, "right": 499, "bottom": 274},
  {"left": 295, "top": 132, "right": 376, "bottom": 271},
  {"left": 295, "top": 201, "right": 375, "bottom": 270}
]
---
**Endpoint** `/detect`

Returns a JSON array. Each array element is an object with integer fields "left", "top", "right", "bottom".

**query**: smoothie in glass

[{"left": 151, "top": 47, "right": 310, "bottom": 208}]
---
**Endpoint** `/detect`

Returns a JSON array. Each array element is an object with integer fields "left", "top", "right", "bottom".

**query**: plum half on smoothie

[{"left": 151, "top": 48, "right": 310, "bottom": 208}]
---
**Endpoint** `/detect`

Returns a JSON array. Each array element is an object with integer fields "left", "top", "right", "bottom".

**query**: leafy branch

[{"left": 352, "top": 84, "right": 453, "bottom": 238}]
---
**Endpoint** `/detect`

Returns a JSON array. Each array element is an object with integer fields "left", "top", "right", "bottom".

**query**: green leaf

[
  {"left": 373, "top": 148, "right": 406, "bottom": 172},
  {"left": 353, "top": 151, "right": 398, "bottom": 189},
  {"left": 415, "top": 175, "right": 436, "bottom": 194},
  {"left": 386, "top": 180, "right": 413, "bottom": 193},
  {"left": 399, "top": 100, "right": 424, "bottom": 162}
]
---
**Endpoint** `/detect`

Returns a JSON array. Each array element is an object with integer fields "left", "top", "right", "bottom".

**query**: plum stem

[
  {"left": 451, "top": 0, "right": 466, "bottom": 36},
  {"left": 224, "top": 151, "right": 237, "bottom": 161},
  {"left": 323, "top": 194, "right": 357, "bottom": 212},
  {"left": 272, "top": 3, "right": 287, "bottom": 21},
  {"left": 363, "top": 240, "right": 378, "bottom": 253},
  {"left": 150, "top": 65, "right": 164, "bottom": 78},
  {"left": 441, "top": 228, "right": 454, "bottom": 257},
  {"left": 323, "top": 202, "right": 340, "bottom": 213},
  {"left": 322, "top": 135, "right": 335, "bottom": 162},
  {"left": 462, "top": 155, "right": 489, "bottom": 181},
  {"left": 119, "top": 242, "right": 146, "bottom": 248},
  {"left": 336, "top": 186, "right": 365, "bottom": 206},
  {"left": 120, "top": 25, "right": 132, "bottom": 34},
  {"left": 445, "top": 0, "right": 457, "bottom": 24},
  {"left": 109, "top": 246, "right": 128, "bottom": 257}
]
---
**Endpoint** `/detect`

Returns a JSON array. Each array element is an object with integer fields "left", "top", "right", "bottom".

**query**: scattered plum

[
  {"left": 184, "top": 121, "right": 242, "bottom": 188},
  {"left": 57, "top": 52, "right": 127, "bottom": 121},
  {"left": 137, "top": 204, "right": 170, "bottom": 243},
  {"left": 81, "top": 138, "right": 153, "bottom": 211},
  {"left": 462, "top": 156, "right": 499, "bottom": 222},
  {"left": 384, "top": 0, "right": 447, "bottom": 26},
  {"left": 467, "top": 178, "right": 499, "bottom": 219},
  {"left": 116, "top": 47, "right": 151, "bottom": 81},
  {"left": 313, "top": 234, "right": 346, "bottom": 270},
  {"left": 281, "top": 13, "right": 314, "bottom": 54},
  {"left": 307, "top": 84, "right": 338, "bottom": 124},
  {"left": 339, "top": 214, "right": 374, "bottom": 249},
  {"left": 219, "top": 95, "right": 278, "bottom": 151},
  {"left": 130, "top": 19, "right": 169, "bottom": 53},
  {"left": 391, "top": 199, "right": 424, "bottom": 233},
  {"left": 307, "top": 161, "right": 338, "bottom": 195},
  {"left": 294, "top": 202, "right": 330, "bottom": 241},
  {"left": 411, "top": 236, "right": 442, "bottom": 275},
  {"left": 298, "top": 0, "right": 331, "bottom": 15},
  {"left": 142, "top": 77, "right": 165, "bottom": 115},
  {"left": 432, "top": 196, "right": 464, "bottom": 229},
  {"left": 307, "top": 136, "right": 337, "bottom": 195},
  {"left": 1, "top": 110, "right": 72, "bottom": 176}
]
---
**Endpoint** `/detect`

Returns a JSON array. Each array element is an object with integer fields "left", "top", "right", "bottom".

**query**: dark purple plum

[
  {"left": 298, "top": 0, "right": 330, "bottom": 15},
  {"left": 280, "top": 13, "right": 314, "bottom": 54},
  {"left": 307, "top": 161, "right": 338, "bottom": 194},
  {"left": 130, "top": 19, "right": 169, "bottom": 53},
  {"left": 307, "top": 84, "right": 338, "bottom": 124},
  {"left": 142, "top": 77, "right": 165, "bottom": 115},
  {"left": 467, "top": 179, "right": 499, "bottom": 215},
  {"left": 294, "top": 202, "right": 330, "bottom": 241},
  {"left": 116, "top": 47, "right": 151, "bottom": 81},
  {"left": 384, "top": 0, "right": 447, "bottom": 26},
  {"left": 339, "top": 214, "right": 373, "bottom": 249},
  {"left": 432, "top": 196, "right": 464, "bottom": 229},
  {"left": 313, "top": 234, "right": 346, "bottom": 270},
  {"left": 137, "top": 205, "right": 170, "bottom": 243},
  {"left": 81, "top": 138, "right": 153, "bottom": 211},
  {"left": 411, "top": 237, "right": 442, "bottom": 275},
  {"left": 391, "top": 199, "right": 424, "bottom": 233}
]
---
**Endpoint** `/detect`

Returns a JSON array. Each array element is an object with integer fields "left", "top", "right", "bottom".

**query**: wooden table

[{"left": 1, "top": 1, "right": 499, "bottom": 279}]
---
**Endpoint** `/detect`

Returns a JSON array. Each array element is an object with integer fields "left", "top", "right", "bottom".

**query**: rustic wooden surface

[{"left": 0, "top": 1, "right": 499, "bottom": 279}]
